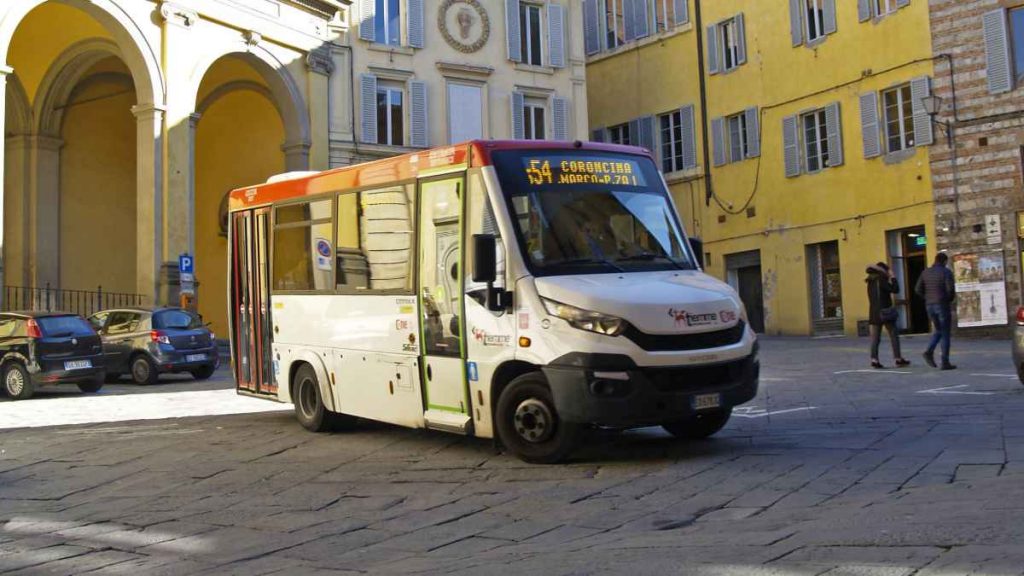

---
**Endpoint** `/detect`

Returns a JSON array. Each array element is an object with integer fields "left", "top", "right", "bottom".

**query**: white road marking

[
  {"left": 733, "top": 406, "right": 817, "bottom": 418},
  {"left": 759, "top": 377, "right": 792, "bottom": 382},
  {"left": 969, "top": 373, "right": 1018, "bottom": 379},
  {"left": 833, "top": 369, "right": 913, "bottom": 375},
  {"left": 0, "top": 389, "right": 290, "bottom": 430},
  {"left": 916, "top": 384, "right": 996, "bottom": 396}
]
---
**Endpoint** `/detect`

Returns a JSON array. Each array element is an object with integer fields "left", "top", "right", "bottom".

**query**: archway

[
  {"left": 1, "top": 0, "right": 162, "bottom": 301},
  {"left": 194, "top": 53, "right": 294, "bottom": 334}
]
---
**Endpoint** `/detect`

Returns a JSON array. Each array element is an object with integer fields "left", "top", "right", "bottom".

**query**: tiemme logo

[{"left": 668, "top": 308, "right": 718, "bottom": 327}]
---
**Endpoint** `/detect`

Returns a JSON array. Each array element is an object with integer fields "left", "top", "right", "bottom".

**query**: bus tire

[
  {"left": 495, "top": 372, "right": 581, "bottom": 464},
  {"left": 292, "top": 364, "right": 352, "bottom": 432},
  {"left": 662, "top": 408, "right": 732, "bottom": 440}
]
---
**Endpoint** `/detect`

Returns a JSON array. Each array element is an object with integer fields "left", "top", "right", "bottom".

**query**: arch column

[
  {"left": 31, "top": 135, "right": 62, "bottom": 288},
  {"left": 131, "top": 103, "right": 165, "bottom": 302},
  {"left": 0, "top": 65, "right": 10, "bottom": 294}
]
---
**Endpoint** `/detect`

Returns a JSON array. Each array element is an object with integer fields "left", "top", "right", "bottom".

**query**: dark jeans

[
  {"left": 925, "top": 303, "right": 952, "bottom": 362},
  {"left": 869, "top": 322, "right": 901, "bottom": 360}
]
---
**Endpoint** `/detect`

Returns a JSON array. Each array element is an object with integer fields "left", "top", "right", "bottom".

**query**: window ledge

[
  {"left": 803, "top": 35, "right": 828, "bottom": 50},
  {"left": 663, "top": 168, "right": 703, "bottom": 184},
  {"left": 585, "top": 23, "right": 693, "bottom": 64},
  {"left": 367, "top": 42, "right": 415, "bottom": 56},
  {"left": 883, "top": 148, "right": 917, "bottom": 165},
  {"left": 355, "top": 142, "right": 425, "bottom": 157},
  {"left": 514, "top": 63, "right": 555, "bottom": 75}
]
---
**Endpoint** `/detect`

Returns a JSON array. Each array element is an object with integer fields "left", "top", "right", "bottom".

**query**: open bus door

[{"left": 231, "top": 207, "right": 276, "bottom": 396}]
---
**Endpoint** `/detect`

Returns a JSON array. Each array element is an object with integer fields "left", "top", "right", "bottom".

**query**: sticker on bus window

[
  {"left": 315, "top": 238, "right": 332, "bottom": 271},
  {"left": 467, "top": 362, "right": 479, "bottom": 382}
]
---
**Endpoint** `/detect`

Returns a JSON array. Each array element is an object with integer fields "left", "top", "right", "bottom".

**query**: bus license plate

[
  {"left": 692, "top": 393, "right": 721, "bottom": 411},
  {"left": 186, "top": 354, "right": 207, "bottom": 363},
  {"left": 64, "top": 360, "right": 92, "bottom": 371}
]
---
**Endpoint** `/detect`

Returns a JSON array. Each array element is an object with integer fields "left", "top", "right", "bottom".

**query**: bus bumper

[{"left": 542, "top": 352, "right": 759, "bottom": 428}]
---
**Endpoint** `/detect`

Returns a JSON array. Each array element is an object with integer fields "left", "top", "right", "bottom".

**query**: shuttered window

[
  {"left": 860, "top": 0, "right": 909, "bottom": 22},
  {"left": 520, "top": 3, "right": 543, "bottom": 66},
  {"left": 608, "top": 123, "right": 632, "bottom": 145},
  {"left": 376, "top": 83, "right": 405, "bottom": 146},
  {"left": 726, "top": 112, "right": 748, "bottom": 163},
  {"left": 803, "top": 110, "right": 829, "bottom": 173},
  {"left": 784, "top": 102, "right": 843, "bottom": 177},
  {"left": 552, "top": 97, "right": 569, "bottom": 140},
  {"left": 653, "top": 0, "right": 675, "bottom": 33},
  {"left": 882, "top": 84, "right": 915, "bottom": 153},
  {"left": 375, "top": 0, "right": 401, "bottom": 46},
  {"left": 791, "top": 0, "right": 836, "bottom": 46},
  {"left": 606, "top": 0, "right": 626, "bottom": 49},
  {"left": 523, "top": 98, "right": 547, "bottom": 140},
  {"left": 710, "top": 14, "right": 746, "bottom": 74},
  {"left": 984, "top": 9, "right": 1013, "bottom": 94},
  {"left": 805, "top": 0, "right": 825, "bottom": 42},
  {"left": 659, "top": 106, "right": 696, "bottom": 173},
  {"left": 407, "top": 0, "right": 424, "bottom": 48},
  {"left": 548, "top": 4, "right": 566, "bottom": 68},
  {"left": 409, "top": 80, "right": 428, "bottom": 148},
  {"left": 584, "top": 0, "right": 601, "bottom": 55}
]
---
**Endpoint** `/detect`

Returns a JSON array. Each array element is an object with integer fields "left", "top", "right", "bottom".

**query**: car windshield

[
  {"left": 37, "top": 315, "right": 95, "bottom": 337},
  {"left": 491, "top": 150, "right": 696, "bottom": 276},
  {"left": 152, "top": 310, "right": 202, "bottom": 330}
]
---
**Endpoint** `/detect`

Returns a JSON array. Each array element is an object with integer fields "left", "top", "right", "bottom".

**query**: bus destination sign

[{"left": 522, "top": 155, "right": 647, "bottom": 188}]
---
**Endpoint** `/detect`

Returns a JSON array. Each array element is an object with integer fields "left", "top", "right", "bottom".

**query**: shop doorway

[
  {"left": 887, "top": 226, "right": 929, "bottom": 334},
  {"left": 807, "top": 241, "right": 844, "bottom": 335},
  {"left": 725, "top": 250, "right": 765, "bottom": 333}
]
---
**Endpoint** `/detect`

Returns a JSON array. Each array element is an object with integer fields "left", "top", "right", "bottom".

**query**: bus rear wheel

[
  {"left": 292, "top": 364, "right": 352, "bottom": 432},
  {"left": 662, "top": 408, "right": 732, "bottom": 440},
  {"left": 495, "top": 373, "right": 581, "bottom": 464}
]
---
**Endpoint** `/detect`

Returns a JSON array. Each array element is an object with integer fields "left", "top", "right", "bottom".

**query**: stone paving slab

[{"left": 2, "top": 337, "right": 1024, "bottom": 573}]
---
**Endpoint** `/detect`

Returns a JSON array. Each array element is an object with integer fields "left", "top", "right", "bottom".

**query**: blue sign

[
  {"left": 179, "top": 254, "right": 194, "bottom": 275},
  {"left": 466, "top": 362, "right": 479, "bottom": 382}
]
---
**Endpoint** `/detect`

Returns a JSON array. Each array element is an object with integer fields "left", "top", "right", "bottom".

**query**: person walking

[
  {"left": 866, "top": 262, "right": 909, "bottom": 369},
  {"left": 915, "top": 252, "right": 956, "bottom": 370}
]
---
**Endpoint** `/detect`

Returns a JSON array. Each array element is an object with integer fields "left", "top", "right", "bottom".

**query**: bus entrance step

[{"left": 424, "top": 410, "right": 471, "bottom": 435}]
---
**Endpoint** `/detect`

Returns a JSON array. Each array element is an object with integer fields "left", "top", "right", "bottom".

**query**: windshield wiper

[
  {"left": 552, "top": 257, "right": 625, "bottom": 273},
  {"left": 616, "top": 252, "right": 690, "bottom": 270}
]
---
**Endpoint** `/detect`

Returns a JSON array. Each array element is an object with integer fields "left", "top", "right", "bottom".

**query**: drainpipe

[{"left": 694, "top": 0, "right": 713, "bottom": 206}]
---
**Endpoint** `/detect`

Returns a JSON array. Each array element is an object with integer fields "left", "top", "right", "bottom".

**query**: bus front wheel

[
  {"left": 495, "top": 373, "right": 582, "bottom": 464},
  {"left": 293, "top": 365, "right": 351, "bottom": 432}
]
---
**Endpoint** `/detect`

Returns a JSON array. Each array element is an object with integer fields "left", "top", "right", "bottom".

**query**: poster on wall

[{"left": 953, "top": 252, "right": 1008, "bottom": 327}]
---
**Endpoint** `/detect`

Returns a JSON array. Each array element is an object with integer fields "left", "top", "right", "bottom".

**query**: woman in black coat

[{"left": 866, "top": 262, "right": 910, "bottom": 369}]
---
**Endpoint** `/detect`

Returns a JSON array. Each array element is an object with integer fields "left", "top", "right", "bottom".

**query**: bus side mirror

[
  {"left": 688, "top": 237, "right": 704, "bottom": 268},
  {"left": 472, "top": 234, "right": 497, "bottom": 284}
]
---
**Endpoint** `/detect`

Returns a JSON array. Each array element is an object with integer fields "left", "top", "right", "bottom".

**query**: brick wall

[{"left": 929, "top": 0, "right": 1024, "bottom": 333}]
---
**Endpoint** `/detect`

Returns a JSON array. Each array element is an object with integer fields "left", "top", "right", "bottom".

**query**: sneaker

[
  {"left": 923, "top": 352, "right": 937, "bottom": 368},
  {"left": 871, "top": 360, "right": 885, "bottom": 369},
  {"left": 895, "top": 359, "right": 911, "bottom": 367},
  {"left": 940, "top": 363, "right": 957, "bottom": 371}
]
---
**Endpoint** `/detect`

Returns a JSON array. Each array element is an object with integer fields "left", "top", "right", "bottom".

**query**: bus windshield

[{"left": 491, "top": 149, "right": 696, "bottom": 276}]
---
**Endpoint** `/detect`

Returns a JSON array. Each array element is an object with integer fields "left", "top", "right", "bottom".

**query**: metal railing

[{"left": 2, "top": 284, "right": 147, "bottom": 318}]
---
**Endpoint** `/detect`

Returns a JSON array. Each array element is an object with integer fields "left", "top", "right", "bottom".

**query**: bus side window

[
  {"left": 337, "top": 185, "right": 415, "bottom": 293},
  {"left": 465, "top": 171, "right": 504, "bottom": 310}
]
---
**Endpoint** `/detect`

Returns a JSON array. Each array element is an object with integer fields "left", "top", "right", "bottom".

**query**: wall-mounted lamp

[{"left": 921, "top": 94, "right": 953, "bottom": 148}]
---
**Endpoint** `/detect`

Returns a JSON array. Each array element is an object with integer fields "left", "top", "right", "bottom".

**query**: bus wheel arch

[
  {"left": 490, "top": 360, "right": 539, "bottom": 423},
  {"left": 285, "top": 353, "right": 336, "bottom": 413},
  {"left": 494, "top": 370, "right": 582, "bottom": 464}
]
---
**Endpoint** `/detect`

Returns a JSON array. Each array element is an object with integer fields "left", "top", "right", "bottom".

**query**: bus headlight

[{"left": 542, "top": 298, "right": 627, "bottom": 337}]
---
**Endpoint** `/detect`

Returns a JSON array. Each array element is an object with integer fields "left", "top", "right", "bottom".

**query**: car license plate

[
  {"left": 186, "top": 354, "right": 207, "bottom": 363},
  {"left": 692, "top": 393, "right": 721, "bottom": 411},
  {"left": 64, "top": 360, "right": 92, "bottom": 371}
]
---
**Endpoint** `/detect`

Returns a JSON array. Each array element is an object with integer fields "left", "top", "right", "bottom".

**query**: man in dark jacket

[{"left": 915, "top": 252, "right": 956, "bottom": 370}]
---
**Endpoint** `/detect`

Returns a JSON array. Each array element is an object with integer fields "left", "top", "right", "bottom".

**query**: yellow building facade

[{"left": 587, "top": 0, "right": 939, "bottom": 336}]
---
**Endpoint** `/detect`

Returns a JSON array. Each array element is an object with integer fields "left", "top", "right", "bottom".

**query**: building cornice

[{"left": 435, "top": 61, "right": 494, "bottom": 78}]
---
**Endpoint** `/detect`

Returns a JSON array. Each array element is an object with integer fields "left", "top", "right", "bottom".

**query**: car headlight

[{"left": 542, "top": 298, "right": 627, "bottom": 336}]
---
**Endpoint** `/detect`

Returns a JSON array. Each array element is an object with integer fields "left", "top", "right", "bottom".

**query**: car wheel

[
  {"left": 662, "top": 408, "right": 733, "bottom": 440},
  {"left": 105, "top": 372, "right": 122, "bottom": 383},
  {"left": 292, "top": 364, "right": 352, "bottom": 432},
  {"left": 77, "top": 376, "right": 104, "bottom": 394},
  {"left": 495, "top": 372, "right": 582, "bottom": 464},
  {"left": 3, "top": 363, "right": 34, "bottom": 400},
  {"left": 130, "top": 355, "right": 158, "bottom": 386},
  {"left": 191, "top": 365, "right": 217, "bottom": 381}
]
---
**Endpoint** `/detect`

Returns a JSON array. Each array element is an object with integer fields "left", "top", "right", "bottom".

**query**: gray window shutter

[
  {"left": 506, "top": 0, "right": 522, "bottom": 62},
  {"left": 783, "top": 115, "right": 800, "bottom": 178},
  {"left": 896, "top": 0, "right": 909, "bottom": 7},
  {"left": 859, "top": 92, "right": 881, "bottom": 159},
  {"left": 858, "top": 0, "right": 871, "bottom": 22},
  {"left": 592, "top": 127, "right": 606, "bottom": 142},
  {"left": 824, "top": 101, "right": 844, "bottom": 167},
  {"left": 634, "top": 0, "right": 650, "bottom": 40},
  {"left": 984, "top": 9, "right": 1012, "bottom": 95},
  {"left": 511, "top": 91, "right": 525, "bottom": 139},
  {"left": 408, "top": 0, "right": 425, "bottom": 48},
  {"left": 410, "top": 80, "right": 428, "bottom": 147},
  {"left": 744, "top": 107, "right": 760, "bottom": 158},
  {"left": 680, "top": 105, "right": 697, "bottom": 170},
  {"left": 789, "top": 0, "right": 803, "bottom": 47},
  {"left": 360, "top": 74, "right": 378, "bottom": 144},
  {"left": 673, "top": 0, "right": 689, "bottom": 25},
  {"left": 823, "top": 0, "right": 837, "bottom": 34},
  {"left": 735, "top": 13, "right": 747, "bottom": 65},
  {"left": 910, "top": 76, "right": 934, "bottom": 147},
  {"left": 706, "top": 25, "right": 720, "bottom": 74},
  {"left": 553, "top": 96, "right": 569, "bottom": 140},
  {"left": 548, "top": 4, "right": 566, "bottom": 68},
  {"left": 711, "top": 117, "right": 726, "bottom": 167},
  {"left": 584, "top": 0, "right": 601, "bottom": 55},
  {"left": 623, "top": 0, "right": 637, "bottom": 42},
  {"left": 359, "top": 0, "right": 376, "bottom": 42},
  {"left": 637, "top": 115, "right": 655, "bottom": 152}
]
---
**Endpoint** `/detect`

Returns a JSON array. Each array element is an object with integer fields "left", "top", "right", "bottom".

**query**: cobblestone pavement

[{"left": 2, "top": 337, "right": 1024, "bottom": 575}]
